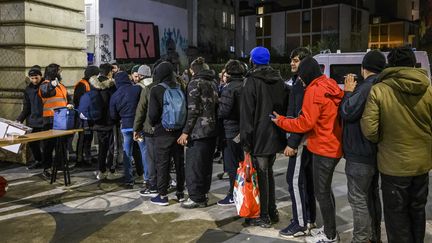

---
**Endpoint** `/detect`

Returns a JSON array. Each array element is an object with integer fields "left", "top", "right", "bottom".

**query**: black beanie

[
  {"left": 28, "top": 68, "right": 42, "bottom": 77},
  {"left": 362, "top": 50, "right": 386, "bottom": 73},
  {"left": 84, "top": 65, "right": 100, "bottom": 79},
  {"left": 298, "top": 56, "right": 322, "bottom": 86},
  {"left": 387, "top": 47, "right": 417, "bottom": 67},
  {"left": 153, "top": 61, "right": 174, "bottom": 83}
]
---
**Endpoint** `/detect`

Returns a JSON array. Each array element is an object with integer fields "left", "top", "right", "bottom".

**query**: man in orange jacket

[
  {"left": 272, "top": 56, "right": 344, "bottom": 243},
  {"left": 39, "top": 63, "right": 73, "bottom": 178}
]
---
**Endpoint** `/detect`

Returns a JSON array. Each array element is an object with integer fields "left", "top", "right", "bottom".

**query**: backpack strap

[{"left": 158, "top": 82, "right": 179, "bottom": 89}]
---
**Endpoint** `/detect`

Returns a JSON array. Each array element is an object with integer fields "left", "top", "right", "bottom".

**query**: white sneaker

[
  {"left": 96, "top": 171, "right": 107, "bottom": 180},
  {"left": 305, "top": 229, "right": 339, "bottom": 243},
  {"left": 310, "top": 226, "right": 324, "bottom": 237}
]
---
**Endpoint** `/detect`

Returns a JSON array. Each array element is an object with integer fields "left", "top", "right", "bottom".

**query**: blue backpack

[
  {"left": 78, "top": 89, "right": 103, "bottom": 121},
  {"left": 159, "top": 82, "right": 187, "bottom": 130}
]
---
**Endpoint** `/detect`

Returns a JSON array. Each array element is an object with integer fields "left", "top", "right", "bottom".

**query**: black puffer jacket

[
  {"left": 182, "top": 69, "right": 219, "bottom": 140},
  {"left": 16, "top": 83, "right": 44, "bottom": 128},
  {"left": 240, "top": 65, "right": 289, "bottom": 155},
  {"left": 218, "top": 75, "right": 243, "bottom": 139},
  {"left": 91, "top": 76, "right": 116, "bottom": 131}
]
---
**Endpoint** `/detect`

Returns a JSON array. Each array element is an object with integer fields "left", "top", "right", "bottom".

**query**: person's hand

[
  {"left": 51, "top": 79, "right": 59, "bottom": 87},
  {"left": 271, "top": 111, "right": 281, "bottom": 123},
  {"left": 66, "top": 104, "right": 74, "bottom": 109},
  {"left": 344, "top": 74, "right": 357, "bottom": 92},
  {"left": 177, "top": 133, "right": 189, "bottom": 146},
  {"left": 133, "top": 131, "right": 140, "bottom": 141},
  {"left": 284, "top": 145, "right": 297, "bottom": 157}
]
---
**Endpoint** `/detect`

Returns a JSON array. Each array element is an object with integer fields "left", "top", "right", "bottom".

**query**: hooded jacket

[
  {"left": 361, "top": 67, "right": 432, "bottom": 176},
  {"left": 218, "top": 75, "right": 243, "bottom": 139},
  {"left": 240, "top": 65, "right": 288, "bottom": 155},
  {"left": 109, "top": 72, "right": 141, "bottom": 129},
  {"left": 90, "top": 76, "right": 116, "bottom": 131},
  {"left": 16, "top": 82, "right": 44, "bottom": 128},
  {"left": 285, "top": 75, "right": 306, "bottom": 149},
  {"left": 275, "top": 74, "right": 344, "bottom": 158},
  {"left": 182, "top": 69, "right": 219, "bottom": 140},
  {"left": 340, "top": 74, "right": 378, "bottom": 164}
]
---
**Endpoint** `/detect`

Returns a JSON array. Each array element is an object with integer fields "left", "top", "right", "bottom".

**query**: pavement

[{"left": 0, "top": 156, "right": 432, "bottom": 243}]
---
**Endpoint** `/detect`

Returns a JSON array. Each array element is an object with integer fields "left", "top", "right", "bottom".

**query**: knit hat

[
  {"left": 84, "top": 65, "right": 100, "bottom": 79},
  {"left": 28, "top": 68, "right": 42, "bottom": 77},
  {"left": 131, "top": 64, "right": 140, "bottom": 73},
  {"left": 362, "top": 50, "right": 386, "bottom": 73},
  {"left": 153, "top": 62, "right": 174, "bottom": 83},
  {"left": 250, "top": 46, "right": 270, "bottom": 65},
  {"left": 298, "top": 56, "right": 322, "bottom": 86},
  {"left": 387, "top": 47, "right": 417, "bottom": 67},
  {"left": 138, "top": 65, "right": 151, "bottom": 77}
]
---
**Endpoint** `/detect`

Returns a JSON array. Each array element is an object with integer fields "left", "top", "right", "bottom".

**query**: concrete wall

[
  {"left": 91, "top": 0, "right": 188, "bottom": 66},
  {"left": 271, "top": 12, "right": 285, "bottom": 55},
  {"left": 0, "top": 0, "right": 86, "bottom": 162}
]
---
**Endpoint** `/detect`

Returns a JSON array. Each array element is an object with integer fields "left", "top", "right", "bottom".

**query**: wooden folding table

[{"left": 0, "top": 129, "right": 83, "bottom": 186}]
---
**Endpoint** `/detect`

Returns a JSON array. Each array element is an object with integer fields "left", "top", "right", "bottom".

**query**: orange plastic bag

[{"left": 233, "top": 153, "right": 260, "bottom": 218}]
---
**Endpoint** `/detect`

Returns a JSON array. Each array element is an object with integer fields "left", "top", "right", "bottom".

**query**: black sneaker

[
  {"left": 180, "top": 198, "right": 207, "bottom": 209},
  {"left": 42, "top": 169, "right": 51, "bottom": 179},
  {"left": 27, "top": 160, "right": 42, "bottom": 170},
  {"left": 244, "top": 217, "right": 271, "bottom": 228},
  {"left": 150, "top": 194, "right": 169, "bottom": 206},
  {"left": 176, "top": 191, "right": 185, "bottom": 202},
  {"left": 139, "top": 188, "right": 158, "bottom": 197},
  {"left": 217, "top": 195, "right": 234, "bottom": 206},
  {"left": 279, "top": 219, "right": 308, "bottom": 238},
  {"left": 270, "top": 209, "right": 280, "bottom": 223}
]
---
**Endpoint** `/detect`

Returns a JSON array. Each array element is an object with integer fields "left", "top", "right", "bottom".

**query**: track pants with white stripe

[{"left": 286, "top": 145, "right": 316, "bottom": 227}]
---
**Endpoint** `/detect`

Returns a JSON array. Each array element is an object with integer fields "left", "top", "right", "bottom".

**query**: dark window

[
  {"left": 303, "top": 0, "right": 311, "bottom": 8},
  {"left": 330, "top": 64, "right": 363, "bottom": 84},
  {"left": 302, "top": 35, "right": 311, "bottom": 46},
  {"left": 287, "top": 12, "right": 301, "bottom": 34},
  {"left": 312, "top": 9, "right": 321, "bottom": 32},
  {"left": 302, "top": 11, "right": 311, "bottom": 33},
  {"left": 322, "top": 7, "right": 338, "bottom": 31},
  {"left": 264, "top": 15, "right": 272, "bottom": 36},
  {"left": 370, "top": 26, "right": 379, "bottom": 42},
  {"left": 286, "top": 36, "right": 301, "bottom": 55},
  {"left": 312, "top": 34, "right": 321, "bottom": 46}
]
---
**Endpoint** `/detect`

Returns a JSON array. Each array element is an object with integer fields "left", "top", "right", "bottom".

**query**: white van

[{"left": 314, "top": 51, "right": 431, "bottom": 87}]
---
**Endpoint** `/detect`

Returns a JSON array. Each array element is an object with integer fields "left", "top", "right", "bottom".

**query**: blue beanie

[{"left": 250, "top": 46, "right": 270, "bottom": 65}]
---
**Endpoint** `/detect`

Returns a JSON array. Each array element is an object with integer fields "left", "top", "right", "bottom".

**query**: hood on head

[
  {"left": 114, "top": 71, "right": 131, "bottom": 88},
  {"left": 378, "top": 67, "right": 430, "bottom": 95},
  {"left": 298, "top": 57, "right": 322, "bottom": 86},
  {"left": 153, "top": 62, "right": 174, "bottom": 83},
  {"left": 248, "top": 65, "right": 282, "bottom": 84},
  {"left": 89, "top": 76, "right": 115, "bottom": 90},
  {"left": 194, "top": 69, "right": 216, "bottom": 81}
]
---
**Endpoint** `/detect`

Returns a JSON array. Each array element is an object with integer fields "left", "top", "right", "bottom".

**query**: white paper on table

[
  {"left": 0, "top": 121, "right": 8, "bottom": 139},
  {"left": 2, "top": 125, "right": 27, "bottom": 153}
]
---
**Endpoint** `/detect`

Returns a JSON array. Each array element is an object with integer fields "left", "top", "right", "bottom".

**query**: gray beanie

[{"left": 138, "top": 65, "right": 151, "bottom": 77}]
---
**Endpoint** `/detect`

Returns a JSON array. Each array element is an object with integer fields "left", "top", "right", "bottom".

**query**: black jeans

[
  {"left": 145, "top": 136, "right": 157, "bottom": 189},
  {"left": 96, "top": 130, "right": 113, "bottom": 173},
  {"left": 76, "top": 127, "right": 93, "bottom": 162},
  {"left": 185, "top": 137, "right": 217, "bottom": 202},
  {"left": 28, "top": 127, "right": 43, "bottom": 162},
  {"left": 154, "top": 135, "right": 185, "bottom": 196},
  {"left": 107, "top": 124, "right": 122, "bottom": 169},
  {"left": 253, "top": 154, "right": 276, "bottom": 218},
  {"left": 345, "top": 161, "right": 381, "bottom": 243},
  {"left": 132, "top": 141, "right": 143, "bottom": 176},
  {"left": 381, "top": 173, "right": 429, "bottom": 243},
  {"left": 312, "top": 154, "right": 340, "bottom": 239},
  {"left": 286, "top": 145, "right": 316, "bottom": 227},
  {"left": 42, "top": 123, "right": 55, "bottom": 169},
  {"left": 223, "top": 139, "right": 244, "bottom": 196}
]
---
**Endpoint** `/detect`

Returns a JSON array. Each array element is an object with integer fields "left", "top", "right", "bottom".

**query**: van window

[{"left": 330, "top": 64, "right": 363, "bottom": 84}]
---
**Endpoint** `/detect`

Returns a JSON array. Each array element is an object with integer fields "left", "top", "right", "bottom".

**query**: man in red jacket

[{"left": 272, "top": 56, "right": 344, "bottom": 243}]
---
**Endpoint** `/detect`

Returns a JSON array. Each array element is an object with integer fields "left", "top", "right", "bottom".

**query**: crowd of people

[{"left": 16, "top": 45, "right": 432, "bottom": 243}]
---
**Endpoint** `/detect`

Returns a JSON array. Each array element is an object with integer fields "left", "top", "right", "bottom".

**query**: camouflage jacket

[{"left": 182, "top": 69, "right": 219, "bottom": 140}]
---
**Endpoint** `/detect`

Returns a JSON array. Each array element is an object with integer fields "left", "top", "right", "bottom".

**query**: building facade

[{"left": 238, "top": 0, "right": 370, "bottom": 57}]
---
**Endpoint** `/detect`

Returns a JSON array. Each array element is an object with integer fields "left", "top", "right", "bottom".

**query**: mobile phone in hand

[{"left": 269, "top": 114, "right": 276, "bottom": 119}]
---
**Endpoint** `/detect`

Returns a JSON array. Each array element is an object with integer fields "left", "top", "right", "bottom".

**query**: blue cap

[{"left": 250, "top": 46, "right": 270, "bottom": 65}]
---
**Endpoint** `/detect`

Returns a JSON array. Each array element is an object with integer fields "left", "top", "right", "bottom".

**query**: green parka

[{"left": 361, "top": 67, "right": 432, "bottom": 176}]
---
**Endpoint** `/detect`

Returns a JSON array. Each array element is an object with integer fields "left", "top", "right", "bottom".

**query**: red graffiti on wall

[{"left": 114, "top": 18, "right": 159, "bottom": 60}]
